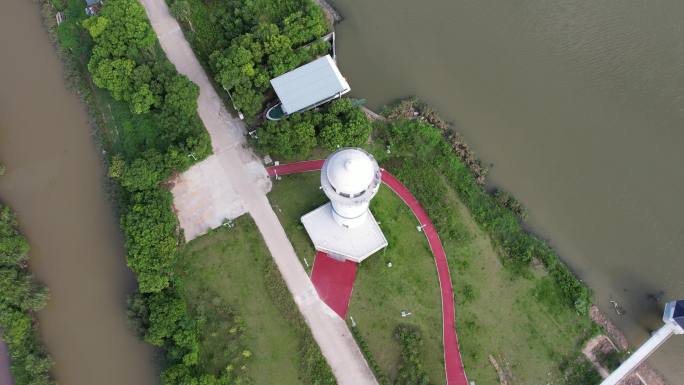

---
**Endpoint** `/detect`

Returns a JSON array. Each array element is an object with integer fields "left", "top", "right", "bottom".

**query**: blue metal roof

[{"left": 673, "top": 300, "right": 684, "bottom": 329}]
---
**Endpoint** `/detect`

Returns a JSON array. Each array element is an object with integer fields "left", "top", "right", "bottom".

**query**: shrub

[
  {"left": 0, "top": 205, "right": 54, "bottom": 385},
  {"left": 394, "top": 325, "right": 432, "bottom": 385},
  {"left": 560, "top": 358, "right": 602, "bottom": 385},
  {"left": 258, "top": 98, "right": 372, "bottom": 159}
]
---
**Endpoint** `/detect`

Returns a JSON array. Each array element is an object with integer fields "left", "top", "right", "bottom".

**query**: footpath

[
  {"left": 138, "top": 1, "right": 376, "bottom": 384},
  {"left": 268, "top": 161, "right": 470, "bottom": 385}
]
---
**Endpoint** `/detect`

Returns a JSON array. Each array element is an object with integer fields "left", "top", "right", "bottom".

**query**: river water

[
  {"left": 0, "top": 1, "right": 158, "bottom": 384},
  {"left": 330, "top": 0, "right": 684, "bottom": 381}
]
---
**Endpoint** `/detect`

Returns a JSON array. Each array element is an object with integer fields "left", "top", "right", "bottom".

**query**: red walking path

[
  {"left": 266, "top": 161, "right": 469, "bottom": 385},
  {"left": 310, "top": 251, "right": 358, "bottom": 318}
]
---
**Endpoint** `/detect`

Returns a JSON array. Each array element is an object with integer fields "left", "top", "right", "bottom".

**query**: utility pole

[{"left": 600, "top": 300, "right": 684, "bottom": 385}]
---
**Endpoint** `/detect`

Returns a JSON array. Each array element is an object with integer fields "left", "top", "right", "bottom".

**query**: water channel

[
  {"left": 330, "top": 0, "right": 684, "bottom": 381},
  {"left": 0, "top": 1, "right": 158, "bottom": 383}
]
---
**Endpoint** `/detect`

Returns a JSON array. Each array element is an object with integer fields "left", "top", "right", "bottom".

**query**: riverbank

[
  {"left": 379, "top": 99, "right": 668, "bottom": 384},
  {"left": 0, "top": 203, "right": 53, "bottom": 385}
]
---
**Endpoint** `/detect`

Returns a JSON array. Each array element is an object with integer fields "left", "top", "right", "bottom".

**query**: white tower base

[{"left": 301, "top": 203, "right": 387, "bottom": 263}]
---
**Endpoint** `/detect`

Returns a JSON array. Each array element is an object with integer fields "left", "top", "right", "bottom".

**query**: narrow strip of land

[
  {"left": 267, "top": 161, "right": 470, "bottom": 385},
  {"left": 138, "top": 1, "right": 376, "bottom": 384}
]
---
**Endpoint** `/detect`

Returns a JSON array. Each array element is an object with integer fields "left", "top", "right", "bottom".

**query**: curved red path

[{"left": 267, "top": 161, "right": 469, "bottom": 385}]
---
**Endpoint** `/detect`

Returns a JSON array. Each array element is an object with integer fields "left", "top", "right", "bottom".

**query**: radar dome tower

[
  {"left": 320, "top": 148, "right": 382, "bottom": 228},
  {"left": 301, "top": 148, "right": 387, "bottom": 263}
]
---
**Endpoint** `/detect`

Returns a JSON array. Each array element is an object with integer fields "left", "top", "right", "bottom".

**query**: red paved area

[
  {"left": 266, "top": 159, "right": 324, "bottom": 177},
  {"left": 310, "top": 251, "right": 358, "bottom": 318},
  {"left": 266, "top": 160, "right": 469, "bottom": 385}
]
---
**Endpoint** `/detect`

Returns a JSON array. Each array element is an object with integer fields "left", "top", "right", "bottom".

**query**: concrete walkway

[
  {"left": 138, "top": 1, "right": 376, "bottom": 384},
  {"left": 267, "top": 161, "right": 470, "bottom": 385}
]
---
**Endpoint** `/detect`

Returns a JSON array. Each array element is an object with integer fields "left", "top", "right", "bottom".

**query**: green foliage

[
  {"left": 206, "top": 0, "right": 328, "bottom": 120},
  {"left": 83, "top": 0, "right": 154, "bottom": 58},
  {"left": 258, "top": 98, "right": 372, "bottom": 159},
  {"left": 0, "top": 205, "right": 54, "bottom": 385},
  {"left": 121, "top": 189, "right": 178, "bottom": 293},
  {"left": 57, "top": 0, "right": 212, "bottom": 296},
  {"left": 258, "top": 112, "right": 318, "bottom": 158},
  {"left": 560, "top": 358, "right": 602, "bottom": 385},
  {"left": 595, "top": 349, "right": 624, "bottom": 372},
  {"left": 393, "top": 325, "right": 432, "bottom": 385},
  {"left": 0, "top": 207, "right": 29, "bottom": 266},
  {"left": 318, "top": 99, "right": 372, "bottom": 150},
  {"left": 169, "top": 0, "right": 192, "bottom": 26},
  {"left": 129, "top": 287, "right": 250, "bottom": 385},
  {"left": 261, "top": 258, "right": 336, "bottom": 384},
  {"left": 374, "top": 118, "right": 593, "bottom": 316}
]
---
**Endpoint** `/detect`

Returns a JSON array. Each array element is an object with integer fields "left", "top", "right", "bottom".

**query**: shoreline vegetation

[
  {"left": 35, "top": 0, "right": 666, "bottom": 384},
  {"left": 0, "top": 203, "right": 54, "bottom": 385}
]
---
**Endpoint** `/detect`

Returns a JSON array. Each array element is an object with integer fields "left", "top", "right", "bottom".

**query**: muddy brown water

[
  {"left": 330, "top": 0, "right": 684, "bottom": 381},
  {"left": 0, "top": 1, "right": 158, "bottom": 384}
]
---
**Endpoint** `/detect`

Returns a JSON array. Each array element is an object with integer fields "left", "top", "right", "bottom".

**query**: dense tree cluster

[
  {"left": 209, "top": 11, "right": 329, "bottom": 119},
  {"left": 0, "top": 205, "right": 54, "bottom": 385},
  {"left": 258, "top": 98, "right": 372, "bottom": 159},
  {"left": 83, "top": 0, "right": 209, "bottom": 155},
  {"left": 81, "top": 0, "right": 211, "bottom": 294},
  {"left": 128, "top": 287, "right": 253, "bottom": 385}
]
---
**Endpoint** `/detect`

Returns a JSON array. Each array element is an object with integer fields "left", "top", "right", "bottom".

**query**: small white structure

[
  {"left": 600, "top": 300, "right": 684, "bottom": 385},
  {"left": 301, "top": 148, "right": 387, "bottom": 263},
  {"left": 267, "top": 55, "right": 350, "bottom": 119}
]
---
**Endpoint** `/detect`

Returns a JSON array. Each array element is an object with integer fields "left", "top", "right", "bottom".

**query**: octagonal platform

[{"left": 301, "top": 203, "right": 387, "bottom": 263}]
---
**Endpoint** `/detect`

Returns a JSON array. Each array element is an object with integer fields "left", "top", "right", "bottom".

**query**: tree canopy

[
  {"left": 258, "top": 98, "right": 372, "bottom": 159},
  {"left": 0, "top": 205, "right": 54, "bottom": 385},
  {"left": 209, "top": 6, "right": 328, "bottom": 120}
]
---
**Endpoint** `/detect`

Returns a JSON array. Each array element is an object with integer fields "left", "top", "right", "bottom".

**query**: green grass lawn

[
  {"left": 269, "top": 172, "right": 327, "bottom": 272},
  {"left": 441, "top": 187, "right": 594, "bottom": 384},
  {"left": 268, "top": 169, "right": 595, "bottom": 385},
  {"left": 269, "top": 172, "right": 446, "bottom": 383},
  {"left": 177, "top": 215, "right": 334, "bottom": 385}
]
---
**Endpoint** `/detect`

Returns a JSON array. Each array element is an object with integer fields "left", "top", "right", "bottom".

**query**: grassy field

[
  {"left": 177, "top": 215, "right": 334, "bottom": 385},
  {"left": 268, "top": 167, "right": 595, "bottom": 384},
  {"left": 441, "top": 187, "right": 594, "bottom": 384},
  {"left": 269, "top": 172, "right": 446, "bottom": 383}
]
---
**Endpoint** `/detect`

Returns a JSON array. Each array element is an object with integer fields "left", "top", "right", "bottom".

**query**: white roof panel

[{"left": 270, "top": 55, "right": 350, "bottom": 114}]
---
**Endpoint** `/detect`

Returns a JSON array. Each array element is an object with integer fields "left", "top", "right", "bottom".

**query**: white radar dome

[{"left": 326, "top": 149, "right": 376, "bottom": 196}]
